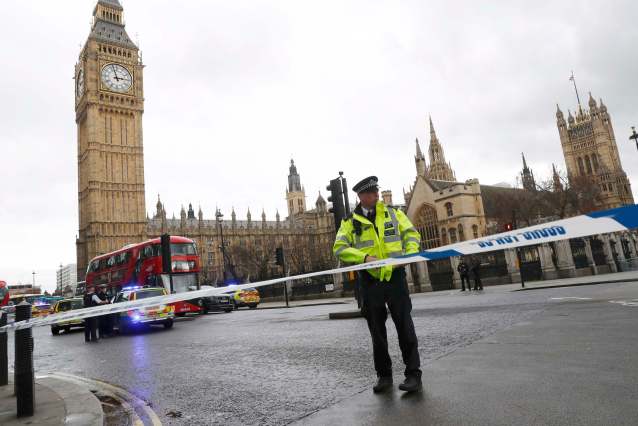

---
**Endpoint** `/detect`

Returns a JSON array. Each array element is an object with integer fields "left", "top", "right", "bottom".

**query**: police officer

[
  {"left": 96, "top": 285, "right": 113, "bottom": 337},
  {"left": 83, "top": 287, "right": 101, "bottom": 342},
  {"left": 471, "top": 257, "right": 483, "bottom": 291},
  {"left": 333, "top": 176, "right": 422, "bottom": 393}
]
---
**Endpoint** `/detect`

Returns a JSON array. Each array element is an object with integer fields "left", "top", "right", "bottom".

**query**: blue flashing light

[
  {"left": 122, "top": 285, "right": 142, "bottom": 291},
  {"left": 132, "top": 315, "right": 141, "bottom": 322}
]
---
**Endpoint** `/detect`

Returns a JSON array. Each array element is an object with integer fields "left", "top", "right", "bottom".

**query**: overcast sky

[{"left": 2, "top": 0, "right": 637, "bottom": 292}]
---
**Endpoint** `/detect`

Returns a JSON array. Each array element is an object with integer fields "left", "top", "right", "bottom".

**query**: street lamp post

[
  {"left": 215, "top": 209, "right": 226, "bottom": 285},
  {"left": 630, "top": 126, "right": 638, "bottom": 152}
]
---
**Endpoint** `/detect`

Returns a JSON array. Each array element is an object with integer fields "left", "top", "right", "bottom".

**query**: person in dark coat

[
  {"left": 457, "top": 259, "right": 471, "bottom": 291},
  {"left": 96, "top": 285, "right": 113, "bottom": 337},
  {"left": 83, "top": 287, "right": 100, "bottom": 342},
  {"left": 471, "top": 258, "right": 483, "bottom": 291}
]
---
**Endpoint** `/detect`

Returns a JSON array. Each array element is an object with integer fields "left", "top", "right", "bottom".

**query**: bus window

[
  {"left": 171, "top": 243, "right": 197, "bottom": 255},
  {"left": 117, "top": 251, "right": 131, "bottom": 265},
  {"left": 141, "top": 245, "right": 154, "bottom": 259},
  {"left": 107, "top": 256, "right": 116, "bottom": 268}
]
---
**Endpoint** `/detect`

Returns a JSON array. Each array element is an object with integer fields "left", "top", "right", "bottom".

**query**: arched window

[
  {"left": 458, "top": 224, "right": 465, "bottom": 241},
  {"left": 592, "top": 153, "right": 599, "bottom": 171},
  {"left": 585, "top": 155, "right": 593, "bottom": 174},
  {"left": 441, "top": 228, "right": 448, "bottom": 245},
  {"left": 472, "top": 224, "right": 479, "bottom": 239},
  {"left": 414, "top": 204, "right": 441, "bottom": 249},
  {"left": 445, "top": 202, "right": 453, "bottom": 217},
  {"left": 577, "top": 157, "right": 585, "bottom": 175},
  {"left": 449, "top": 228, "right": 457, "bottom": 243}
]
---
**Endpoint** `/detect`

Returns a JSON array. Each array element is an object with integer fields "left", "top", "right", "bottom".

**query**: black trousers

[
  {"left": 460, "top": 274, "right": 470, "bottom": 290},
  {"left": 359, "top": 268, "right": 421, "bottom": 379},
  {"left": 473, "top": 274, "right": 483, "bottom": 290},
  {"left": 85, "top": 317, "right": 98, "bottom": 342}
]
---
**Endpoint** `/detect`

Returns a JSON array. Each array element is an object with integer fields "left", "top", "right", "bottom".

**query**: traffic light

[
  {"left": 327, "top": 178, "right": 346, "bottom": 232},
  {"left": 275, "top": 247, "right": 285, "bottom": 266},
  {"left": 160, "top": 234, "right": 171, "bottom": 274}
]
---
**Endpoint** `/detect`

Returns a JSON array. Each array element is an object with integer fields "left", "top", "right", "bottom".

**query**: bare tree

[{"left": 535, "top": 171, "right": 603, "bottom": 218}]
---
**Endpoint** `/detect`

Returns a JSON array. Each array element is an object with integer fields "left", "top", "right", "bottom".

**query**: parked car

[
  {"left": 50, "top": 297, "right": 85, "bottom": 335},
  {"left": 195, "top": 286, "right": 233, "bottom": 313},
  {"left": 31, "top": 301, "right": 52, "bottom": 318},
  {"left": 227, "top": 287, "right": 260, "bottom": 310},
  {"left": 113, "top": 286, "right": 174, "bottom": 333}
]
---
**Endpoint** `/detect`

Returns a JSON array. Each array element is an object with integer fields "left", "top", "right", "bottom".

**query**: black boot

[
  {"left": 398, "top": 376, "right": 422, "bottom": 393},
  {"left": 373, "top": 376, "right": 393, "bottom": 393}
]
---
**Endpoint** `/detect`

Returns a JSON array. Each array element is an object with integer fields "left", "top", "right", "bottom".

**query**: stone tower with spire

[
  {"left": 75, "top": 0, "right": 146, "bottom": 279},
  {"left": 557, "top": 87, "right": 634, "bottom": 209},
  {"left": 285, "top": 159, "right": 307, "bottom": 219},
  {"left": 520, "top": 153, "right": 536, "bottom": 191},
  {"left": 414, "top": 138, "right": 427, "bottom": 177},
  {"left": 424, "top": 116, "right": 456, "bottom": 181},
  {"left": 552, "top": 164, "right": 563, "bottom": 192}
]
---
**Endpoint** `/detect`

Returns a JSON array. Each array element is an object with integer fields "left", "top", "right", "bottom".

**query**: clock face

[
  {"left": 101, "top": 63, "right": 133, "bottom": 93},
  {"left": 76, "top": 68, "right": 85, "bottom": 98}
]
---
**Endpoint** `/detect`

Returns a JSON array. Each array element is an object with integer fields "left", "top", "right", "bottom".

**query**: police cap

[{"left": 352, "top": 176, "right": 379, "bottom": 194}]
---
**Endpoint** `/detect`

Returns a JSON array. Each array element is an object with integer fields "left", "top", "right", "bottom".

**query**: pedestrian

[
  {"left": 471, "top": 257, "right": 483, "bottom": 291},
  {"left": 83, "top": 287, "right": 101, "bottom": 342},
  {"left": 457, "top": 259, "right": 470, "bottom": 291},
  {"left": 333, "top": 176, "right": 423, "bottom": 393},
  {"left": 96, "top": 285, "right": 112, "bottom": 337}
]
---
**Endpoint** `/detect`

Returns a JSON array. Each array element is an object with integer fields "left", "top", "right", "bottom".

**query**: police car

[
  {"left": 226, "top": 287, "right": 260, "bottom": 310},
  {"left": 113, "top": 287, "right": 174, "bottom": 333},
  {"left": 50, "top": 297, "right": 85, "bottom": 335}
]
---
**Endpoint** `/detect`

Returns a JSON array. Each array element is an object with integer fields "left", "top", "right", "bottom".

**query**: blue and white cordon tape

[{"left": 2, "top": 204, "right": 637, "bottom": 332}]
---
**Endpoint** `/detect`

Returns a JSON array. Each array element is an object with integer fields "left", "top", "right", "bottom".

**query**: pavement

[
  {"left": 513, "top": 269, "right": 638, "bottom": 291},
  {"left": 0, "top": 375, "right": 103, "bottom": 426},
  {"left": 2, "top": 271, "right": 638, "bottom": 425},
  {"left": 298, "top": 283, "right": 638, "bottom": 425}
]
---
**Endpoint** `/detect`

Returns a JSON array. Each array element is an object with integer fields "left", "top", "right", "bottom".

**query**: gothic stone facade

[
  {"left": 148, "top": 193, "right": 335, "bottom": 285},
  {"left": 557, "top": 93, "right": 634, "bottom": 209}
]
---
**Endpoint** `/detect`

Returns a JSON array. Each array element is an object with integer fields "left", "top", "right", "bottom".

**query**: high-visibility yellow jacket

[{"left": 332, "top": 201, "right": 421, "bottom": 281}]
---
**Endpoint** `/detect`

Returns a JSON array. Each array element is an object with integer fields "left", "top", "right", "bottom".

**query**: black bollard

[
  {"left": 15, "top": 301, "right": 34, "bottom": 417},
  {"left": 0, "top": 312, "right": 7, "bottom": 386}
]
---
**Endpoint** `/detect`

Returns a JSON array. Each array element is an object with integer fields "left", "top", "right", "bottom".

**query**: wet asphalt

[{"left": 9, "top": 282, "right": 637, "bottom": 425}]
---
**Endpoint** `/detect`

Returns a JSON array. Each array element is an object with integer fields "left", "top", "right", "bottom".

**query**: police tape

[{"left": 2, "top": 204, "right": 637, "bottom": 332}]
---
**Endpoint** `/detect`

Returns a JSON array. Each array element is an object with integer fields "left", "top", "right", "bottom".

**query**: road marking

[
  {"left": 550, "top": 297, "right": 593, "bottom": 301},
  {"left": 609, "top": 300, "right": 638, "bottom": 307}
]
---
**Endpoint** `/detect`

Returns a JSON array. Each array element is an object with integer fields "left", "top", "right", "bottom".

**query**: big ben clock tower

[{"left": 75, "top": 0, "right": 146, "bottom": 279}]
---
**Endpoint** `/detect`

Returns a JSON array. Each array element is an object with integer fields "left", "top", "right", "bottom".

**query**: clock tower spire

[{"left": 75, "top": 0, "right": 146, "bottom": 280}]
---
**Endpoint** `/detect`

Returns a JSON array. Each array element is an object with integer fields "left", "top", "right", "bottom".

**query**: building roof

[
  {"left": 89, "top": 19, "right": 137, "bottom": 49},
  {"left": 425, "top": 178, "right": 458, "bottom": 192},
  {"left": 98, "top": 0, "right": 123, "bottom": 10},
  {"left": 479, "top": 184, "right": 526, "bottom": 218}
]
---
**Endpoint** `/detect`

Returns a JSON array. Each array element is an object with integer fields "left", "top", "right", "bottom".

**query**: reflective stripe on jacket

[{"left": 332, "top": 201, "right": 421, "bottom": 281}]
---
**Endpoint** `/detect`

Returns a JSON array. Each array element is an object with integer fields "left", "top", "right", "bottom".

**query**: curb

[
  {"left": 51, "top": 373, "right": 162, "bottom": 426},
  {"left": 257, "top": 301, "right": 349, "bottom": 310},
  {"left": 328, "top": 310, "right": 363, "bottom": 320},
  {"left": 37, "top": 375, "right": 103, "bottom": 426},
  {"left": 513, "top": 278, "right": 638, "bottom": 292}
]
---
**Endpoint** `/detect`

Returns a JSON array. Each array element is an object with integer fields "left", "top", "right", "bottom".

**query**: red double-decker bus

[{"left": 85, "top": 236, "right": 202, "bottom": 315}]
